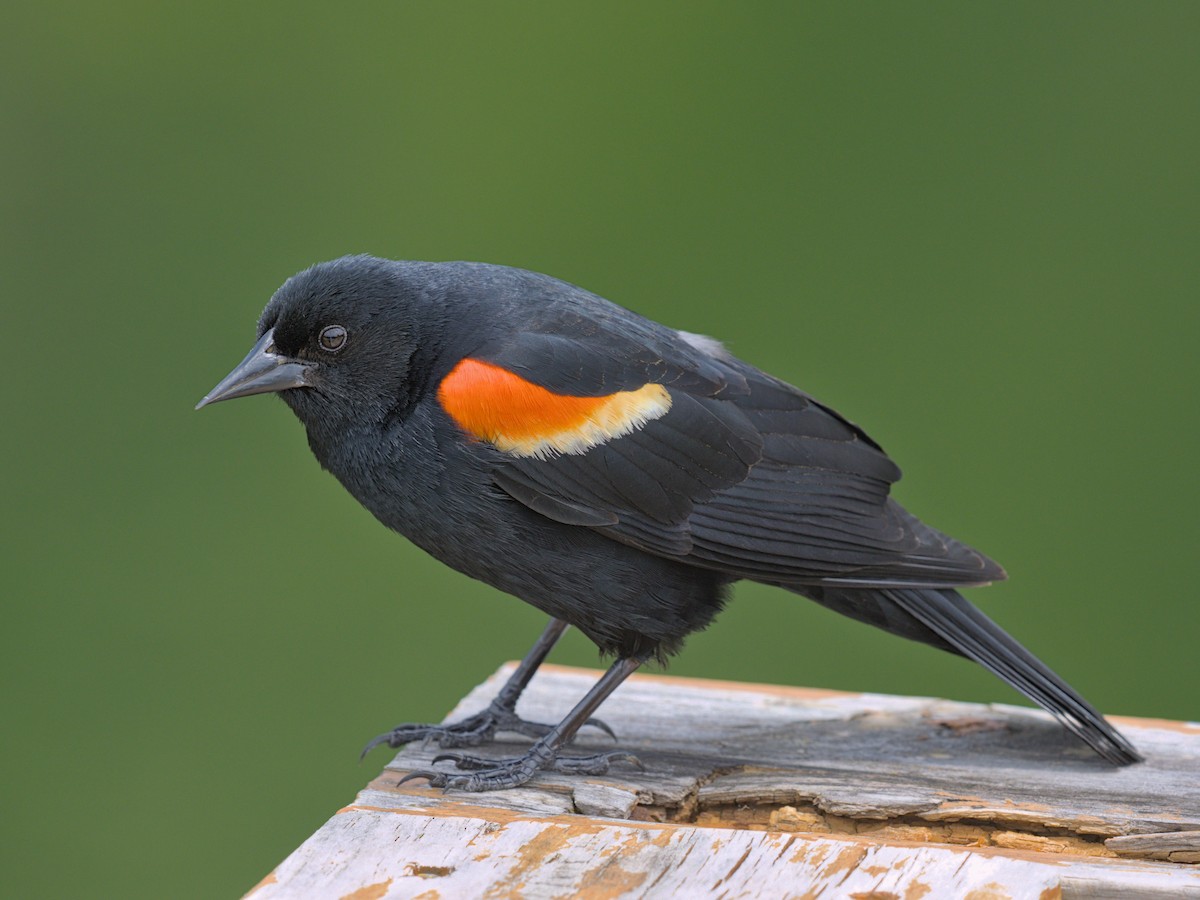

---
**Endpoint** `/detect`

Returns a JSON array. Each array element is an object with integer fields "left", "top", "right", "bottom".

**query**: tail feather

[{"left": 880, "top": 587, "right": 1141, "bottom": 765}]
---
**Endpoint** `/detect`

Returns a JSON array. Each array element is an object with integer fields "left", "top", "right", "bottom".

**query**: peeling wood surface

[
  {"left": 1108, "top": 830, "right": 1200, "bottom": 864},
  {"left": 248, "top": 665, "right": 1200, "bottom": 899}
]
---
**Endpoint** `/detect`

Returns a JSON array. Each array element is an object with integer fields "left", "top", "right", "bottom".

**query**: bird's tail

[{"left": 796, "top": 584, "right": 1142, "bottom": 765}]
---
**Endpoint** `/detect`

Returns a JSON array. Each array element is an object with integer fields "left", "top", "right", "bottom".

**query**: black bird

[{"left": 198, "top": 255, "right": 1140, "bottom": 789}]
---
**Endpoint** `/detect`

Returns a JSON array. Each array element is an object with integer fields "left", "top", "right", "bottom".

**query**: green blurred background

[{"left": 4, "top": 2, "right": 1197, "bottom": 896}]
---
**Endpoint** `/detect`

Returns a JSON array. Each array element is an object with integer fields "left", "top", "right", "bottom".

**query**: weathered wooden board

[
  {"left": 247, "top": 804, "right": 1198, "bottom": 899},
  {"left": 248, "top": 664, "right": 1200, "bottom": 899}
]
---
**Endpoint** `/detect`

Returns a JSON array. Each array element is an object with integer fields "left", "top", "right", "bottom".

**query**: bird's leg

[
  {"left": 401, "top": 654, "right": 645, "bottom": 791},
  {"left": 362, "top": 618, "right": 612, "bottom": 756}
]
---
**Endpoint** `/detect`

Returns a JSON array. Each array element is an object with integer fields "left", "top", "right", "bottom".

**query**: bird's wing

[
  {"left": 471, "top": 300, "right": 747, "bottom": 398},
  {"left": 436, "top": 321, "right": 1003, "bottom": 587}
]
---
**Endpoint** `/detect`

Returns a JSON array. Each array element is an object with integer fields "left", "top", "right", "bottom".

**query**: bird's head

[{"left": 197, "top": 256, "right": 447, "bottom": 430}]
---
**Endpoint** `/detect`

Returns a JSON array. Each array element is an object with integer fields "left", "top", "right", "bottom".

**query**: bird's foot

[
  {"left": 361, "top": 702, "right": 614, "bottom": 757},
  {"left": 399, "top": 746, "right": 642, "bottom": 792}
]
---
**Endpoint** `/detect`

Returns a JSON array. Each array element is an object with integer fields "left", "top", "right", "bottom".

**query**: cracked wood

[{"left": 247, "top": 664, "right": 1200, "bottom": 899}]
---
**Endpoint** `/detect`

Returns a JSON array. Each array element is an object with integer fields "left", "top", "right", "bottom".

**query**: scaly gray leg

[
  {"left": 361, "top": 618, "right": 613, "bottom": 757},
  {"left": 401, "top": 654, "right": 645, "bottom": 791}
]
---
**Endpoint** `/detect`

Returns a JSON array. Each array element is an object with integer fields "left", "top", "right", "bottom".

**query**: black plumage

[{"left": 198, "top": 255, "right": 1140, "bottom": 789}]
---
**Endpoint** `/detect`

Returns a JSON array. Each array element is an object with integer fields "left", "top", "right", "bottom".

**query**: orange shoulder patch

[{"left": 437, "top": 358, "right": 671, "bottom": 458}]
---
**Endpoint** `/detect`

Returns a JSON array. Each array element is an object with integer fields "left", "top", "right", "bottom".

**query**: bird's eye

[{"left": 318, "top": 325, "right": 347, "bottom": 353}]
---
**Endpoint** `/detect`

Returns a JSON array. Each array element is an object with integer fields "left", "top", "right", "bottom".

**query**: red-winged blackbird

[{"left": 198, "top": 256, "right": 1140, "bottom": 790}]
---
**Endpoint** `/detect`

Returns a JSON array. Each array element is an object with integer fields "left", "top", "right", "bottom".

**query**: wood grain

[{"left": 248, "top": 664, "right": 1200, "bottom": 899}]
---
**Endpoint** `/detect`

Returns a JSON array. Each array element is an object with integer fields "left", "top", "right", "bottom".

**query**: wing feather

[{"left": 449, "top": 300, "right": 1003, "bottom": 588}]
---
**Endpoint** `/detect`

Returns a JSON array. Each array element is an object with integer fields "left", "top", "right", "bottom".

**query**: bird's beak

[{"left": 195, "top": 328, "right": 314, "bottom": 409}]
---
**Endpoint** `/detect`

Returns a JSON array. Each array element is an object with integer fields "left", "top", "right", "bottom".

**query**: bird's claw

[
  {"left": 479, "top": 708, "right": 616, "bottom": 742},
  {"left": 431, "top": 751, "right": 498, "bottom": 770},
  {"left": 583, "top": 716, "right": 618, "bottom": 741},
  {"left": 361, "top": 705, "right": 617, "bottom": 759},
  {"left": 395, "top": 760, "right": 540, "bottom": 792},
  {"left": 360, "top": 723, "right": 474, "bottom": 760},
  {"left": 552, "top": 750, "right": 643, "bottom": 774},
  {"left": 396, "top": 769, "right": 441, "bottom": 788},
  {"left": 417, "top": 748, "right": 641, "bottom": 790}
]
